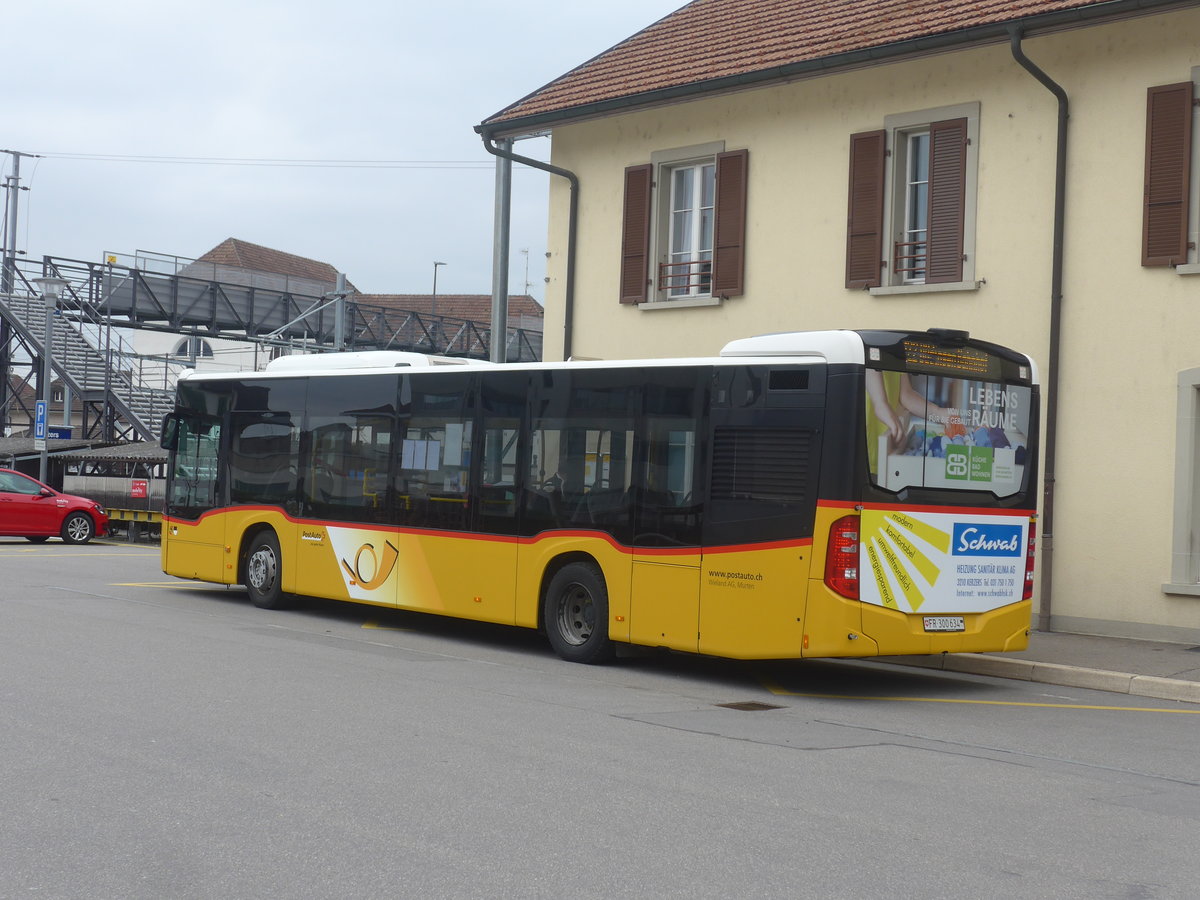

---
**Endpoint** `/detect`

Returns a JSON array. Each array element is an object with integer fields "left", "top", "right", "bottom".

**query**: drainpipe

[
  {"left": 490, "top": 139, "right": 513, "bottom": 363},
  {"left": 479, "top": 134, "right": 579, "bottom": 361},
  {"left": 1009, "top": 26, "right": 1066, "bottom": 633}
]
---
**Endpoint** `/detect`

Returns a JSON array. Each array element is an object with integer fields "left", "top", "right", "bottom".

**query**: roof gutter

[
  {"left": 478, "top": 134, "right": 580, "bottom": 361},
  {"left": 1008, "top": 26, "right": 1067, "bottom": 634},
  {"left": 480, "top": 0, "right": 1194, "bottom": 137}
]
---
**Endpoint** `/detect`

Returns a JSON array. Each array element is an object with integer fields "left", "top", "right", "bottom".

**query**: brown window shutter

[
  {"left": 619, "top": 164, "right": 653, "bottom": 304},
  {"left": 846, "top": 130, "right": 886, "bottom": 289},
  {"left": 926, "top": 117, "right": 967, "bottom": 284},
  {"left": 712, "top": 149, "right": 749, "bottom": 297},
  {"left": 1143, "top": 82, "right": 1193, "bottom": 267}
]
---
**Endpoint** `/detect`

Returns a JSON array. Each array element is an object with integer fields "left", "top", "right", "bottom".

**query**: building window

[
  {"left": 172, "top": 336, "right": 214, "bottom": 359},
  {"left": 1143, "top": 73, "right": 1200, "bottom": 271},
  {"left": 620, "top": 142, "right": 748, "bottom": 305},
  {"left": 666, "top": 161, "right": 716, "bottom": 297},
  {"left": 846, "top": 102, "right": 979, "bottom": 291},
  {"left": 1165, "top": 367, "right": 1200, "bottom": 596},
  {"left": 897, "top": 132, "right": 930, "bottom": 282}
]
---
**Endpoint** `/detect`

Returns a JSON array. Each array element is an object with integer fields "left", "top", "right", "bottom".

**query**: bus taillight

[
  {"left": 825, "top": 515, "right": 860, "bottom": 599},
  {"left": 1023, "top": 521, "right": 1037, "bottom": 601}
]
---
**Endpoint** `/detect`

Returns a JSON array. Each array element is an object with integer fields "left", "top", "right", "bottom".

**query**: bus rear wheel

[
  {"left": 543, "top": 561, "right": 614, "bottom": 664},
  {"left": 245, "top": 530, "right": 291, "bottom": 610}
]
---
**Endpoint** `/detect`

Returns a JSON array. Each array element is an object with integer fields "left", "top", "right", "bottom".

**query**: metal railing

[
  {"left": 26, "top": 255, "right": 542, "bottom": 360},
  {"left": 657, "top": 258, "right": 712, "bottom": 297},
  {"left": 893, "top": 240, "right": 927, "bottom": 281}
]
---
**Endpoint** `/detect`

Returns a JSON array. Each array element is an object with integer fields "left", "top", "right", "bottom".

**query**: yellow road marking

[
  {"left": 760, "top": 677, "right": 1200, "bottom": 714},
  {"left": 363, "top": 620, "right": 410, "bottom": 632}
]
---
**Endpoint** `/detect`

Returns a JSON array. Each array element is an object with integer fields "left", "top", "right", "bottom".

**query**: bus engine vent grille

[{"left": 711, "top": 427, "right": 811, "bottom": 502}]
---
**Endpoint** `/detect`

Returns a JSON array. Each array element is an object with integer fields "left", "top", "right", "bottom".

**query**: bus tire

[
  {"left": 543, "top": 561, "right": 615, "bottom": 664},
  {"left": 245, "top": 530, "right": 291, "bottom": 610}
]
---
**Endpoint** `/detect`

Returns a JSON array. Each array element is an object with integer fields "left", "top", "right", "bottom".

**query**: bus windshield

[{"left": 864, "top": 339, "right": 1032, "bottom": 497}]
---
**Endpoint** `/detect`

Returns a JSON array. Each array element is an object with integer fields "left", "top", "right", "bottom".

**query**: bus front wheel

[
  {"left": 245, "top": 530, "right": 291, "bottom": 610},
  {"left": 543, "top": 562, "right": 615, "bottom": 664}
]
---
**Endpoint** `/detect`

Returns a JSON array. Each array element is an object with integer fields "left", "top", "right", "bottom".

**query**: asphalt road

[{"left": 2, "top": 537, "right": 1198, "bottom": 899}]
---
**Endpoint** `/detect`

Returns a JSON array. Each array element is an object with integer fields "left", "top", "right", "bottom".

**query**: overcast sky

[{"left": 4, "top": 0, "right": 686, "bottom": 303}]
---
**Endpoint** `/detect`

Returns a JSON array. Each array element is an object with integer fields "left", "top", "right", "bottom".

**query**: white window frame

[
  {"left": 873, "top": 101, "right": 980, "bottom": 295},
  {"left": 173, "top": 336, "right": 214, "bottom": 359},
  {"left": 642, "top": 141, "right": 726, "bottom": 309},
  {"left": 1164, "top": 367, "right": 1200, "bottom": 595}
]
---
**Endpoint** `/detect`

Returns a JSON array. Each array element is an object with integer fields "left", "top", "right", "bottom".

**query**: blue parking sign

[{"left": 34, "top": 400, "right": 47, "bottom": 440}]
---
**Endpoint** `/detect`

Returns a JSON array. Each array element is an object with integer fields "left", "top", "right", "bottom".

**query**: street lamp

[
  {"left": 32, "top": 276, "right": 67, "bottom": 483},
  {"left": 431, "top": 261, "right": 446, "bottom": 351}
]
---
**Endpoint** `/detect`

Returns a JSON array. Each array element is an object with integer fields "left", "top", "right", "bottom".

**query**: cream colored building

[{"left": 479, "top": 0, "right": 1200, "bottom": 643}]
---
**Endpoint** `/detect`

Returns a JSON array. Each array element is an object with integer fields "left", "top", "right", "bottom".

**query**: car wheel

[
  {"left": 245, "top": 530, "right": 292, "bottom": 609},
  {"left": 543, "top": 561, "right": 615, "bottom": 664},
  {"left": 25, "top": 536, "right": 49, "bottom": 544},
  {"left": 61, "top": 512, "right": 95, "bottom": 545}
]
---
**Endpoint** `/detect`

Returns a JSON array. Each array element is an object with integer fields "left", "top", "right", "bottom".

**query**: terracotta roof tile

[
  {"left": 356, "top": 294, "right": 544, "bottom": 326},
  {"left": 484, "top": 0, "right": 1131, "bottom": 127},
  {"left": 196, "top": 238, "right": 342, "bottom": 285}
]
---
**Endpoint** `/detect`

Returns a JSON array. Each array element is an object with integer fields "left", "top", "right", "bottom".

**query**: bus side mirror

[{"left": 161, "top": 414, "right": 181, "bottom": 451}]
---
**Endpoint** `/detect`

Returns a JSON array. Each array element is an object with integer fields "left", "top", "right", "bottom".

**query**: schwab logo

[{"left": 952, "top": 523, "right": 1023, "bottom": 556}]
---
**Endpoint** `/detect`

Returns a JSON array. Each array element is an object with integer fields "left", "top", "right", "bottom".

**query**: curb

[{"left": 878, "top": 653, "right": 1200, "bottom": 705}]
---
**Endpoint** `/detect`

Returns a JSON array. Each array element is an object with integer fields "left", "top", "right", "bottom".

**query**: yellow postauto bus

[{"left": 159, "top": 328, "right": 1039, "bottom": 664}]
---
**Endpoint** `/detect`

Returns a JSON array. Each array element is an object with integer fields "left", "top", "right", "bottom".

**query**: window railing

[
  {"left": 657, "top": 259, "right": 713, "bottom": 297},
  {"left": 893, "top": 240, "right": 926, "bottom": 282}
]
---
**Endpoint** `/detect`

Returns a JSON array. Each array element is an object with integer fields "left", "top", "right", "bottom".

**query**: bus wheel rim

[
  {"left": 556, "top": 582, "right": 594, "bottom": 645},
  {"left": 248, "top": 547, "right": 277, "bottom": 592}
]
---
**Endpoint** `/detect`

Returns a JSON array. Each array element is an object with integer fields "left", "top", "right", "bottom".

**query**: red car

[{"left": 0, "top": 468, "right": 109, "bottom": 544}]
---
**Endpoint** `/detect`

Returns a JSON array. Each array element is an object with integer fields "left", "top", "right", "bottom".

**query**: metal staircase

[{"left": 0, "top": 289, "right": 173, "bottom": 442}]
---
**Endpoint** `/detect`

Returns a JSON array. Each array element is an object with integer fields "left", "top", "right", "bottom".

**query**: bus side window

[
  {"left": 395, "top": 374, "right": 473, "bottom": 531},
  {"left": 636, "top": 421, "right": 699, "bottom": 546},
  {"left": 477, "top": 371, "right": 525, "bottom": 535},
  {"left": 229, "top": 413, "right": 298, "bottom": 511},
  {"left": 398, "top": 418, "right": 472, "bottom": 530}
]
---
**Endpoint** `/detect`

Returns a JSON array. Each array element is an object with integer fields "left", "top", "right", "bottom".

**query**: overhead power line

[{"left": 28, "top": 152, "right": 540, "bottom": 170}]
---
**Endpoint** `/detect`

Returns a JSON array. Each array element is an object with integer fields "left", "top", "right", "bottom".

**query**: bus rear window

[{"left": 865, "top": 369, "right": 1031, "bottom": 496}]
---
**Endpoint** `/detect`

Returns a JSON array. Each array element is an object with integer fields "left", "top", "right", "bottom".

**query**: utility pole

[
  {"left": 2, "top": 150, "right": 39, "bottom": 435},
  {"left": 521, "top": 248, "right": 533, "bottom": 297},
  {"left": 332, "top": 272, "right": 347, "bottom": 352},
  {"left": 431, "top": 261, "right": 446, "bottom": 353}
]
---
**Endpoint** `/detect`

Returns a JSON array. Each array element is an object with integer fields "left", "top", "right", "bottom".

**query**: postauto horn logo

[
  {"left": 339, "top": 540, "right": 400, "bottom": 590},
  {"left": 951, "top": 523, "right": 1023, "bottom": 557}
]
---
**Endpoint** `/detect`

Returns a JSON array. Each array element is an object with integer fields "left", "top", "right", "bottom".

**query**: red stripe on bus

[{"left": 164, "top": 508, "right": 814, "bottom": 555}]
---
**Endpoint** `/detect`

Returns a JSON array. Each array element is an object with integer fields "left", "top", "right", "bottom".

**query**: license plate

[{"left": 923, "top": 616, "right": 965, "bottom": 632}]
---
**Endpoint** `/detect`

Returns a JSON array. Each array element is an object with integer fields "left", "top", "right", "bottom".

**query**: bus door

[
  {"left": 161, "top": 413, "right": 225, "bottom": 582},
  {"left": 629, "top": 378, "right": 705, "bottom": 652},
  {"left": 699, "top": 365, "right": 824, "bottom": 658},
  {"left": 471, "top": 372, "right": 525, "bottom": 625}
]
